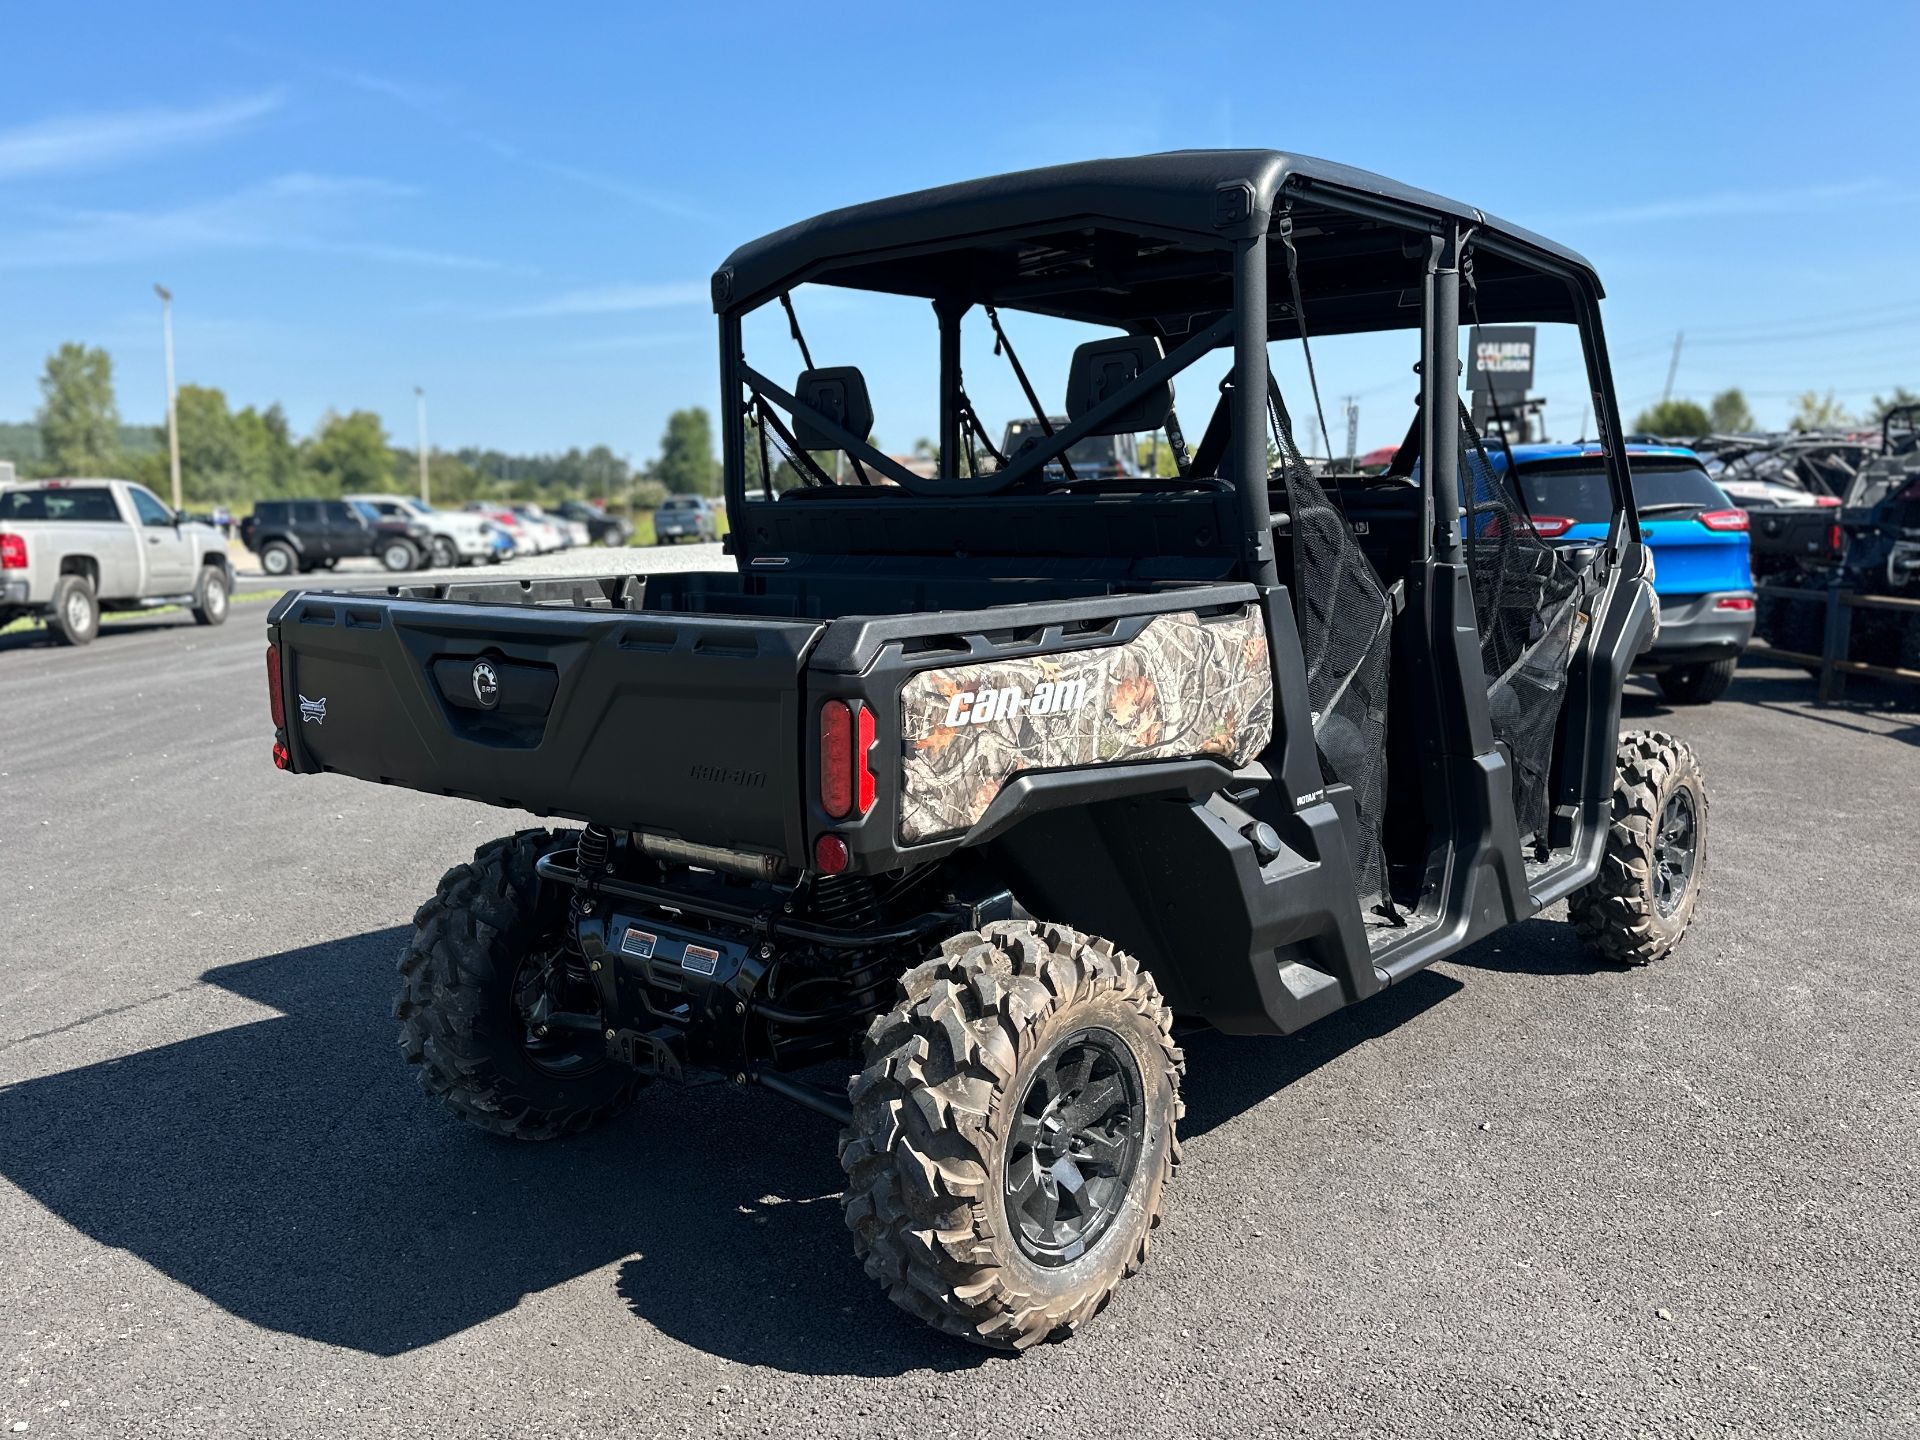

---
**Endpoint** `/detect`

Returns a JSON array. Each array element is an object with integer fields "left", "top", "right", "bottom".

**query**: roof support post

[
  {"left": 718, "top": 309, "right": 748, "bottom": 555},
  {"left": 934, "top": 297, "right": 967, "bottom": 479},
  {"left": 1231, "top": 232, "right": 1278, "bottom": 588},
  {"left": 1421, "top": 232, "right": 1463, "bottom": 564}
]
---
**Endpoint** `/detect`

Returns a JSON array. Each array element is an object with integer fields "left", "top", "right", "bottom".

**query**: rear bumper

[
  {"left": 1639, "top": 591, "right": 1756, "bottom": 668},
  {"left": 444, "top": 529, "right": 495, "bottom": 559}
]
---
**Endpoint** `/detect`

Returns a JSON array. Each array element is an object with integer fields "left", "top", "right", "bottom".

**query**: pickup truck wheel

[
  {"left": 1569, "top": 731, "right": 1708, "bottom": 967},
  {"left": 381, "top": 539, "right": 422, "bottom": 572},
  {"left": 840, "top": 921, "right": 1182, "bottom": 1350},
  {"left": 48, "top": 575, "right": 100, "bottom": 646},
  {"left": 260, "top": 542, "right": 296, "bottom": 578},
  {"left": 191, "top": 565, "right": 229, "bottom": 626},
  {"left": 429, "top": 536, "right": 458, "bottom": 568},
  {"left": 1657, "top": 656, "right": 1736, "bottom": 705},
  {"left": 396, "top": 829, "right": 643, "bottom": 1140}
]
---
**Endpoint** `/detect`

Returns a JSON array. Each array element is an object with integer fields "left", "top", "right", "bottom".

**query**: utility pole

[
  {"left": 414, "top": 386, "right": 430, "bottom": 504},
  {"left": 1661, "top": 331, "right": 1685, "bottom": 405},
  {"left": 154, "top": 284, "right": 182, "bottom": 510},
  {"left": 1342, "top": 396, "right": 1359, "bottom": 467}
]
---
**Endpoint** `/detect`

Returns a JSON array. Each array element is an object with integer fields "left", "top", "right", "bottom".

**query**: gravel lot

[
  {"left": 1, "top": 584, "right": 1916, "bottom": 1439},
  {"left": 231, "top": 538, "right": 729, "bottom": 592}
]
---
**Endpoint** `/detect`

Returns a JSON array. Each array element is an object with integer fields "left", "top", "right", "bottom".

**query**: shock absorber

[{"left": 570, "top": 822, "right": 614, "bottom": 931}]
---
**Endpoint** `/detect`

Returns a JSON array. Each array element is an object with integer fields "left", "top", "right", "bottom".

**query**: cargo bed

[{"left": 267, "top": 569, "right": 1257, "bottom": 872}]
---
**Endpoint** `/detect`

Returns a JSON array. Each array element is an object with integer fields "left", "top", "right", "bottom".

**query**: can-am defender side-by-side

[{"left": 264, "top": 152, "right": 1707, "bottom": 1350}]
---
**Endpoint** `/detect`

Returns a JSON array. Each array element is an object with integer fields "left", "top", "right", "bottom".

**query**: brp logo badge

[{"left": 471, "top": 659, "right": 500, "bottom": 709}]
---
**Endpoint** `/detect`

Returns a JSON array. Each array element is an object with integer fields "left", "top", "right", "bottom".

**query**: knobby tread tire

[
  {"left": 1568, "top": 730, "right": 1708, "bottom": 967},
  {"left": 839, "top": 920, "right": 1182, "bottom": 1351},
  {"left": 395, "top": 828, "right": 641, "bottom": 1140}
]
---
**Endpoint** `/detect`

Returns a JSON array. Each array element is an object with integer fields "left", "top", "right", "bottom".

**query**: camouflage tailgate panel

[{"left": 897, "top": 606, "right": 1273, "bottom": 844}]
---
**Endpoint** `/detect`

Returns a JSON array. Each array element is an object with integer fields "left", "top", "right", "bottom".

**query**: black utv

[
  {"left": 264, "top": 152, "right": 1708, "bottom": 1351},
  {"left": 1756, "top": 404, "right": 1920, "bottom": 669}
]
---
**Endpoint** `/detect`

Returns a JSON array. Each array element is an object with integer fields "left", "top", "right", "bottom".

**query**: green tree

[
  {"left": 37, "top": 343, "right": 122, "bottom": 476},
  {"left": 303, "top": 410, "right": 392, "bottom": 494},
  {"left": 1632, "top": 399, "right": 1710, "bottom": 438},
  {"left": 251, "top": 403, "right": 300, "bottom": 494},
  {"left": 655, "top": 406, "right": 720, "bottom": 495},
  {"left": 1706, "top": 388, "right": 1754, "bottom": 433},
  {"left": 1868, "top": 387, "right": 1920, "bottom": 425},
  {"left": 1789, "top": 391, "right": 1853, "bottom": 432},
  {"left": 1135, "top": 438, "right": 1179, "bottom": 477}
]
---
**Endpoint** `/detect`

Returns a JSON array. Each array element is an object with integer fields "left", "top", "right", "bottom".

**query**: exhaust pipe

[{"left": 636, "top": 832, "right": 788, "bottom": 881}]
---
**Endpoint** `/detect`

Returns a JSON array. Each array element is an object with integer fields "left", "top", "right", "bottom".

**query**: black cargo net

[
  {"left": 1457, "top": 414, "right": 1582, "bottom": 846},
  {"left": 1269, "top": 386, "right": 1395, "bottom": 908}
]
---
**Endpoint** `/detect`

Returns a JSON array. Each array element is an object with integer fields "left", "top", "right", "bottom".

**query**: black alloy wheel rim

[
  {"left": 512, "top": 945, "right": 607, "bottom": 1078},
  {"left": 1004, "top": 1027, "right": 1145, "bottom": 1267},
  {"left": 1653, "top": 786, "right": 1699, "bottom": 918}
]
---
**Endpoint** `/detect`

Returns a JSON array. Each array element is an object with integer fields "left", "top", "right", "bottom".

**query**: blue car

[{"left": 1485, "top": 443, "right": 1755, "bottom": 704}]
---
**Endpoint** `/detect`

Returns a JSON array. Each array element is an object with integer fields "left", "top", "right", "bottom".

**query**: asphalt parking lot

[{"left": 1, "top": 586, "right": 1916, "bottom": 1438}]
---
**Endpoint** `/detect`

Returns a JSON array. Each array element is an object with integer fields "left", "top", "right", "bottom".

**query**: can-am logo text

[{"left": 943, "top": 674, "right": 1091, "bottom": 727}]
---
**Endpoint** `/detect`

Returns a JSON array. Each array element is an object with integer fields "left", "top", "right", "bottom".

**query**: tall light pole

[
  {"left": 414, "top": 386, "right": 430, "bottom": 504},
  {"left": 155, "top": 284, "right": 182, "bottom": 510}
]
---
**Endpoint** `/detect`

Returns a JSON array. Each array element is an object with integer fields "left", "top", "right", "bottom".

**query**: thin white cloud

[
  {"left": 320, "top": 63, "right": 714, "bottom": 223},
  {"left": 488, "top": 281, "right": 710, "bottom": 319},
  {"left": 1544, "top": 179, "right": 1907, "bottom": 228},
  {"left": 0, "top": 92, "right": 284, "bottom": 180},
  {"left": 0, "top": 173, "right": 519, "bottom": 273}
]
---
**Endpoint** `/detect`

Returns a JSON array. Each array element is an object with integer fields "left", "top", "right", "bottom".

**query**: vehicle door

[
  {"left": 126, "top": 485, "right": 196, "bottom": 594},
  {"left": 323, "top": 500, "right": 373, "bottom": 559}
]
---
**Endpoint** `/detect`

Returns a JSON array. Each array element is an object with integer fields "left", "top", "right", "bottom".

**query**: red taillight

[
  {"left": 820, "top": 699, "right": 853, "bottom": 817},
  {"left": 1714, "top": 596, "right": 1755, "bottom": 611},
  {"left": 0, "top": 533, "right": 25, "bottom": 569},
  {"left": 266, "top": 643, "right": 285, "bottom": 729},
  {"left": 855, "top": 705, "right": 876, "bottom": 814},
  {"left": 1828, "top": 523, "right": 1843, "bottom": 553},
  {"left": 819, "top": 699, "right": 876, "bottom": 820},
  {"left": 1525, "top": 515, "right": 1575, "bottom": 539},
  {"left": 1699, "top": 508, "right": 1749, "bottom": 532},
  {"left": 813, "top": 833, "right": 849, "bottom": 874},
  {"left": 272, "top": 739, "right": 291, "bottom": 770}
]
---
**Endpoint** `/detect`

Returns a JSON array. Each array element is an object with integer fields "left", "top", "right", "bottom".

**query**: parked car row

[{"left": 236, "top": 497, "right": 644, "bottom": 575}]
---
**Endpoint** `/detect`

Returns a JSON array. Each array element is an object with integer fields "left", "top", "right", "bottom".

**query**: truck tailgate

[{"left": 269, "top": 590, "right": 823, "bottom": 861}]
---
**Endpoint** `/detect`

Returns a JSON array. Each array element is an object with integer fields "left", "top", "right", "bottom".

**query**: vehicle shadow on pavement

[
  {"left": 0, "top": 927, "right": 981, "bottom": 1376},
  {"left": 0, "top": 926, "right": 1532, "bottom": 1376},
  {"left": 1621, "top": 669, "right": 1920, "bottom": 746},
  {"left": 0, "top": 618, "right": 190, "bottom": 653},
  {"left": 1176, "top": 968, "right": 1462, "bottom": 1139}
]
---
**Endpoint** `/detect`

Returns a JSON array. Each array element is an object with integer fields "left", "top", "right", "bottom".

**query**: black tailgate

[{"left": 269, "top": 591, "right": 822, "bottom": 862}]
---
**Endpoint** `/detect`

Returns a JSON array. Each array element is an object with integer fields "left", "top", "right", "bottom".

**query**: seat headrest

[
  {"left": 792, "top": 367, "right": 874, "bottom": 451},
  {"left": 1066, "top": 337, "right": 1173, "bottom": 436}
]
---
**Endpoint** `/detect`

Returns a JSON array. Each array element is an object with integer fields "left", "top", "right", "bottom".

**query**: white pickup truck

[{"left": 0, "top": 479, "right": 232, "bottom": 645}]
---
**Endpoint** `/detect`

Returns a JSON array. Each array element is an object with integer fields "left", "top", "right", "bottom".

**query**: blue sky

[{"left": 3, "top": 2, "right": 1917, "bottom": 463}]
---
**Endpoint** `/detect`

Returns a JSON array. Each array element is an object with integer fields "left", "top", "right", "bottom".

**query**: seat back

[{"left": 792, "top": 367, "right": 874, "bottom": 451}]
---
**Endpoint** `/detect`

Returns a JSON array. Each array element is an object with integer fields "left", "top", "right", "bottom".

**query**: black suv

[
  {"left": 241, "top": 499, "right": 428, "bottom": 577},
  {"left": 555, "top": 499, "right": 633, "bottom": 546}
]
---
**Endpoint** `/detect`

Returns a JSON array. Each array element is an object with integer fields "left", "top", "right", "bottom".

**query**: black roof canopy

[{"left": 715, "top": 150, "right": 1601, "bottom": 338}]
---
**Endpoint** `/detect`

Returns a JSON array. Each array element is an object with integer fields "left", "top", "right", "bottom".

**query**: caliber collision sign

[{"left": 1468, "top": 326, "right": 1535, "bottom": 394}]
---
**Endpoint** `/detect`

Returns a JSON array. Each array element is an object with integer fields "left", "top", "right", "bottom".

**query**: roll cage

[{"left": 712, "top": 149, "right": 1642, "bottom": 577}]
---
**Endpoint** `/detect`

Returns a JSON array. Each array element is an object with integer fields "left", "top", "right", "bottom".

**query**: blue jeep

[{"left": 1486, "top": 443, "right": 1755, "bottom": 704}]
